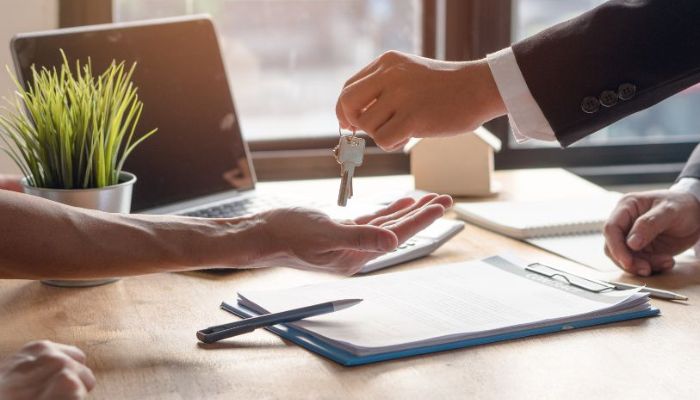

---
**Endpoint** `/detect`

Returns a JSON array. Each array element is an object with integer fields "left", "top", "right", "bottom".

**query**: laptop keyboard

[{"left": 181, "top": 196, "right": 323, "bottom": 218}]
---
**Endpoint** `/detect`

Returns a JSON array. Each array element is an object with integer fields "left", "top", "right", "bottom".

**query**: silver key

[{"left": 334, "top": 135, "right": 365, "bottom": 206}]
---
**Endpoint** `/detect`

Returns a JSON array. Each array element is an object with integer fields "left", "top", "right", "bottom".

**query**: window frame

[
  {"left": 60, "top": 0, "right": 698, "bottom": 184},
  {"left": 446, "top": 0, "right": 699, "bottom": 185}
]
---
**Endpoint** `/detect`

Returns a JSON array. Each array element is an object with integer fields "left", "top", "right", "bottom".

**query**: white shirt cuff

[
  {"left": 670, "top": 177, "right": 700, "bottom": 257},
  {"left": 486, "top": 47, "right": 557, "bottom": 143},
  {"left": 670, "top": 177, "right": 700, "bottom": 200}
]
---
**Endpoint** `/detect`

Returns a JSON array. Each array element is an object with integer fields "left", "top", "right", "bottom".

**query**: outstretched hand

[
  {"left": 261, "top": 194, "right": 453, "bottom": 275},
  {"left": 604, "top": 190, "right": 700, "bottom": 276}
]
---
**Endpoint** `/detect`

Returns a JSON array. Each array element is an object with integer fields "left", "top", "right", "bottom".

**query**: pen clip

[{"left": 197, "top": 324, "right": 257, "bottom": 344}]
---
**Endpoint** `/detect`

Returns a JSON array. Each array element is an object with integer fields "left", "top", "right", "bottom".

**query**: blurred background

[{"left": 1, "top": 0, "right": 697, "bottom": 187}]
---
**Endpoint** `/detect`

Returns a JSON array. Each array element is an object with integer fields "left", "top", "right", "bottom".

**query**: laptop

[{"left": 10, "top": 15, "right": 463, "bottom": 273}]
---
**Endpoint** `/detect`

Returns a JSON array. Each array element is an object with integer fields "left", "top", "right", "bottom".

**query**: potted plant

[{"left": 0, "top": 50, "right": 156, "bottom": 287}]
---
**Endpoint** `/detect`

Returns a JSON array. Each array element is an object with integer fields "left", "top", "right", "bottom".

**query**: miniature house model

[{"left": 404, "top": 126, "right": 502, "bottom": 197}]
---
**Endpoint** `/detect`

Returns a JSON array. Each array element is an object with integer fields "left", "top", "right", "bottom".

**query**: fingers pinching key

[{"left": 334, "top": 135, "right": 365, "bottom": 207}]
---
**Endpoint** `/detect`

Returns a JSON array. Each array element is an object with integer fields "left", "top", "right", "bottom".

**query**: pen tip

[{"left": 333, "top": 298, "right": 363, "bottom": 311}]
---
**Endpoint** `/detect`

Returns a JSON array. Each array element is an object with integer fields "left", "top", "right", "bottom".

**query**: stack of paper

[{"left": 224, "top": 255, "right": 658, "bottom": 365}]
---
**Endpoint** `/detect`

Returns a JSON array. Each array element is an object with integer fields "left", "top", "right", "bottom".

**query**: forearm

[
  {"left": 0, "top": 175, "right": 22, "bottom": 192},
  {"left": 0, "top": 190, "right": 271, "bottom": 279}
]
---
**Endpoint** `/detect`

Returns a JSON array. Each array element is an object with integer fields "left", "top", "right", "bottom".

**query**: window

[
  {"left": 489, "top": 0, "right": 699, "bottom": 184},
  {"left": 61, "top": 0, "right": 695, "bottom": 183},
  {"left": 513, "top": 0, "right": 700, "bottom": 149},
  {"left": 114, "top": 0, "right": 422, "bottom": 142}
]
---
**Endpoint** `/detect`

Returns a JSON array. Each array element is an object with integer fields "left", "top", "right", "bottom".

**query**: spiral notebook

[{"left": 453, "top": 194, "right": 622, "bottom": 271}]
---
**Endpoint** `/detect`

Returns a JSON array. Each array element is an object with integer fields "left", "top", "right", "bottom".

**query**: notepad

[
  {"left": 222, "top": 255, "right": 658, "bottom": 365},
  {"left": 453, "top": 194, "right": 622, "bottom": 271},
  {"left": 453, "top": 193, "right": 621, "bottom": 239}
]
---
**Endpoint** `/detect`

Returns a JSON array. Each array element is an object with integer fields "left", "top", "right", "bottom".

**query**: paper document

[
  {"left": 234, "top": 255, "right": 654, "bottom": 357},
  {"left": 527, "top": 233, "right": 620, "bottom": 272}
]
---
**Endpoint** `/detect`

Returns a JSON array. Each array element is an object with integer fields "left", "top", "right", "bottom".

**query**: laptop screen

[{"left": 11, "top": 16, "right": 255, "bottom": 212}]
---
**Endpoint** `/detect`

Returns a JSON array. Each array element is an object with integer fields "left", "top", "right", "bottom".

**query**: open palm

[{"left": 262, "top": 194, "right": 453, "bottom": 275}]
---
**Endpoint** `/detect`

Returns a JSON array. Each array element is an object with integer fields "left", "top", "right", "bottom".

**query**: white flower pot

[{"left": 21, "top": 172, "right": 136, "bottom": 287}]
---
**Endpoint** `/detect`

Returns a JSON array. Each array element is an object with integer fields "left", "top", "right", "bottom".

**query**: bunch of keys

[{"left": 333, "top": 127, "right": 365, "bottom": 207}]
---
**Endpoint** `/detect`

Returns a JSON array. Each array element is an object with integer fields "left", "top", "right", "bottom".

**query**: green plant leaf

[{"left": 0, "top": 50, "right": 156, "bottom": 189}]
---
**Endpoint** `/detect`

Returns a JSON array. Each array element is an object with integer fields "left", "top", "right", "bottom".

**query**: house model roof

[{"left": 403, "top": 126, "right": 502, "bottom": 153}]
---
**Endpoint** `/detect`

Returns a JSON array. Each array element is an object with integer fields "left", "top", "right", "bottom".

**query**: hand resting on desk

[
  {"left": 0, "top": 340, "right": 95, "bottom": 400},
  {"left": 604, "top": 190, "right": 700, "bottom": 276}
]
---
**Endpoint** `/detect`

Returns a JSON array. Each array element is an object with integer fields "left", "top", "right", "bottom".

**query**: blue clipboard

[{"left": 221, "top": 301, "right": 660, "bottom": 367}]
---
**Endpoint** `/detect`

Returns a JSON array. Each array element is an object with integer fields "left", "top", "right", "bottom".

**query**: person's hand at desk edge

[
  {"left": 604, "top": 189, "right": 700, "bottom": 277},
  {"left": 0, "top": 188, "right": 452, "bottom": 279},
  {"left": 0, "top": 340, "right": 96, "bottom": 400}
]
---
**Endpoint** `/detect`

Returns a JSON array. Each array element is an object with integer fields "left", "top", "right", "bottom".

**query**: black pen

[{"left": 197, "top": 298, "right": 363, "bottom": 343}]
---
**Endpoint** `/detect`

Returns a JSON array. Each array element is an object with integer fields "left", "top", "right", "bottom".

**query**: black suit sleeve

[{"left": 511, "top": 0, "right": 700, "bottom": 147}]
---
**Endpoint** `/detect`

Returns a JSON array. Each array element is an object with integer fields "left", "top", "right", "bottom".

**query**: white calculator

[{"left": 359, "top": 218, "right": 465, "bottom": 273}]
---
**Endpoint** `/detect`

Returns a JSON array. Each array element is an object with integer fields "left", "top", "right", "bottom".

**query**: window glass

[
  {"left": 513, "top": 0, "right": 700, "bottom": 148},
  {"left": 115, "top": 0, "right": 421, "bottom": 141}
]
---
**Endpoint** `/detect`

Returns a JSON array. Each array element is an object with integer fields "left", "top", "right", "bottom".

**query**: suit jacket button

[
  {"left": 618, "top": 83, "right": 636, "bottom": 100},
  {"left": 581, "top": 96, "right": 600, "bottom": 113},
  {"left": 599, "top": 90, "right": 619, "bottom": 107}
]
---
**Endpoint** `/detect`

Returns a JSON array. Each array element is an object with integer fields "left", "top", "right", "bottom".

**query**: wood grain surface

[{"left": 2, "top": 169, "right": 698, "bottom": 399}]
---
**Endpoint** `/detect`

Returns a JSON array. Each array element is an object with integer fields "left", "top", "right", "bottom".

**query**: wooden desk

[{"left": 2, "top": 168, "right": 699, "bottom": 399}]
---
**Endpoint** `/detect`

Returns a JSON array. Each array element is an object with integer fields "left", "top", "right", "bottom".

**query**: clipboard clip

[{"left": 525, "top": 263, "right": 616, "bottom": 293}]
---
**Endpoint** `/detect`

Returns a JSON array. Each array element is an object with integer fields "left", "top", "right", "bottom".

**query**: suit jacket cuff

[{"left": 486, "top": 47, "right": 557, "bottom": 143}]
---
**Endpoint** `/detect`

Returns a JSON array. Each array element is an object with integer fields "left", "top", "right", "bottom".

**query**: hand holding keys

[{"left": 333, "top": 129, "right": 365, "bottom": 207}]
